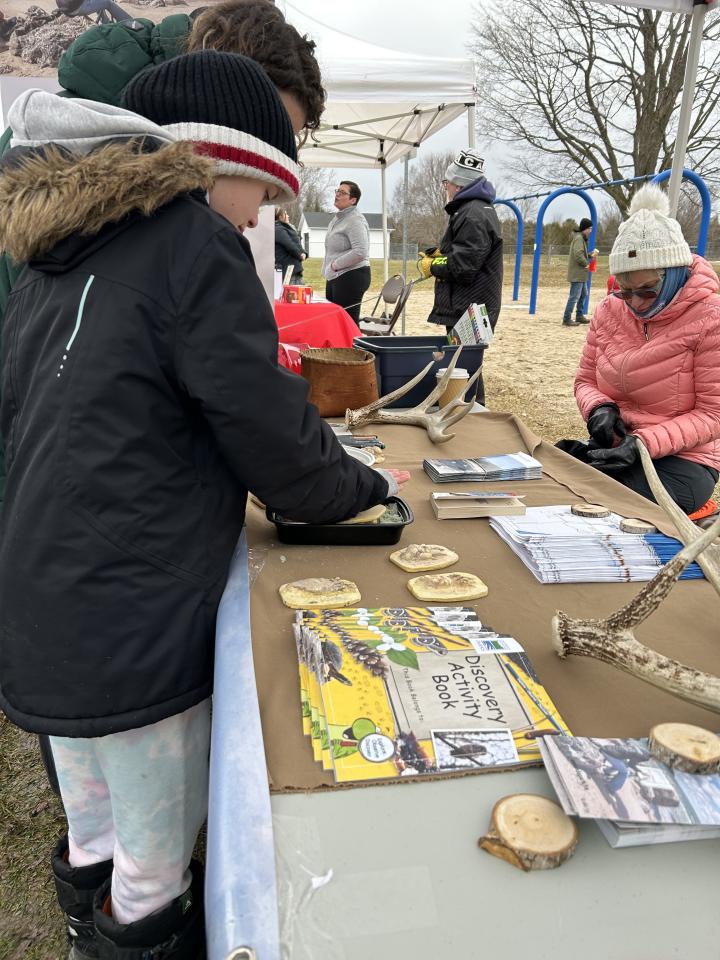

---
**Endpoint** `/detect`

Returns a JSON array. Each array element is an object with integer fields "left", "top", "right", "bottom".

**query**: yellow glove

[{"left": 418, "top": 255, "right": 435, "bottom": 279}]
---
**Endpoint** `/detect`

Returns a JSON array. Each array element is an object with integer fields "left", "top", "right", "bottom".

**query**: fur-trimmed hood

[
  {"left": 0, "top": 141, "right": 215, "bottom": 264},
  {"left": 0, "top": 89, "right": 215, "bottom": 264}
]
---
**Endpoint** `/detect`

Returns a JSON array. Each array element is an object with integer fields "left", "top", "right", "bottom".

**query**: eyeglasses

[
  {"left": 335, "top": 189, "right": 351, "bottom": 197},
  {"left": 612, "top": 276, "right": 664, "bottom": 303},
  {"left": 441, "top": 179, "right": 449, "bottom": 187}
]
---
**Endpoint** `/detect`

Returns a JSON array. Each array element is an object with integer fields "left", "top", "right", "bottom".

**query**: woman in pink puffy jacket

[{"left": 572, "top": 184, "right": 720, "bottom": 514}]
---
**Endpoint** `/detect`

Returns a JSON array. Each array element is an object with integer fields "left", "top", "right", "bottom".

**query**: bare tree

[
  {"left": 285, "top": 166, "right": 335, "bottom": 225},
  {"left": 471, "top": 0, "right": 720, "bottom": 213},
  {"left": 389, "top": 150, "right": 455, "bottom": 249}
]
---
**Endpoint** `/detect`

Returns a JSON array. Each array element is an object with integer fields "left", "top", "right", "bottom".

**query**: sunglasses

[{"left": 612, "top": 276, "right": 664, "bottom": 303}]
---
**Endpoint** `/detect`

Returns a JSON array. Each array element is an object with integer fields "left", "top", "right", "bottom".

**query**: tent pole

[
  {"left": 401, "top": 154, "right": 409, "bottom": 334},
  {"left": 380, "top": 148, "right": 389, "bottom": 282},
  {"left": 467, "top": 105, "right": 476, "bottom": 148},
  {"left": 667, "top": 2, "right": 706, "bottom": 217}
]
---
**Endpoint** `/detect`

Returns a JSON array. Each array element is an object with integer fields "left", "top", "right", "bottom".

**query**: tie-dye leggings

[{"left": 49, "top": 699, "right": 211, "bottom": 925}]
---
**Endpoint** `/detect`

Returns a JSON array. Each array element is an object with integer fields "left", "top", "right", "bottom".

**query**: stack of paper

[
  {"left": 489, "top": 505, "right": 703, "bottom": 583},
  {"left": 293, "top": 606, "right": 569, "bottom": 784},
  {"left": 431, "top": 491, "right": 526, "bottom": 519},
  {"left": 423, "top": 451, "right": 542, "bottom": 483},
  {"left": 539, "top": 735, "right": 720, "bottom": 847}
]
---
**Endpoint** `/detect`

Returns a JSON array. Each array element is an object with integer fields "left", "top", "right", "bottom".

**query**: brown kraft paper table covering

[{"left": 244, "top": 412, "right": 720, "bottom": 792}]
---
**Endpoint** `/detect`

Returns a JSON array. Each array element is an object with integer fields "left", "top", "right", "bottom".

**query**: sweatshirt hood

[
  {"left": 446, "top": 175, "right": 496, "bottom": 214},
  {"left": 8, "top": 88, "right": 177, "bottom": 155},
  {"left": 0, "top": 95, "right": 215, "bottom": 264}
]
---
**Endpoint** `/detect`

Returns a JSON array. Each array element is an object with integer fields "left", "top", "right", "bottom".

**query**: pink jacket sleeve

[
  {"left": 574, "top": 320, "right": 615, "bottom": 422},
  {"left": 634, "top": 315, "right": 720, "bottom": 458}
]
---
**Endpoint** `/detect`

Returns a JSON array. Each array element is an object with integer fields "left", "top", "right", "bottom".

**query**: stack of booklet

[
  {"left": 293, "top": 606, "right": 569, "bottom": 785},
  {"left": 431, "top": 491, "right": 526, "bottom": 519},
  {"left": 539, "top": 735, "right": 720, "bottom": 847},
  {"left": 423, "top": 451, "right": 542, "bottom": 483},
  {"left": 489, "top": 504, "right": 703, "bottom": 583}
]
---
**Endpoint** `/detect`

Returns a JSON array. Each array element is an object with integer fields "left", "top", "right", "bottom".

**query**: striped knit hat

[{"left": 121, "top": 51, "right": 299, "bottom": 202}]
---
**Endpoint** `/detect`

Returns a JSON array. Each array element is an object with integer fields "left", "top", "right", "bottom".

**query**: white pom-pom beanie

[{"left": 609, "top": 184, "right": 692, "bottom": 275}]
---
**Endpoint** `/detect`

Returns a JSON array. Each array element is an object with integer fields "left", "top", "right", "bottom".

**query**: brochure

[
  {"left": 294, "top": 607, "right": 570, "bottom": 784},
  {"left": 490, "top": 505, "right": 704, "bottom": 583},
  {"left": 423, "top": 452, "right": 542, "bottom": 483},
  {"left": 539, "top": 735, "right": 720, "bottom": 845}
]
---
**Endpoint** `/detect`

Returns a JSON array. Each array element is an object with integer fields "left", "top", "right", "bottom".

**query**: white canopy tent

[
  {"left": 591, "top": 0, "right": 718, "bottom": 214},
  {"left": 286, "top": 5, "right": 477, "bottom": 281}
]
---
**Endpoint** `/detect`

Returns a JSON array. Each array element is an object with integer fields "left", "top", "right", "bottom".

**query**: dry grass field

[{"left": 1, "top": 253, "right": 718, "bottom": 957}]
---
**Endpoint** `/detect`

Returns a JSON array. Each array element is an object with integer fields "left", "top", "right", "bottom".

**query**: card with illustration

[{"left": 294, "top": 607, "right": 569, "bottom": 784}]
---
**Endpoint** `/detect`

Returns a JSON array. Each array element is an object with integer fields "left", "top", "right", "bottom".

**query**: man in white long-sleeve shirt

[{"left": 322, "top": 180, "right": 371, "bottom": 322}]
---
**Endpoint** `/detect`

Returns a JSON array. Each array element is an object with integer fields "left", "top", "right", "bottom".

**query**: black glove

[
  {"left": 586, "top": 403, "right": 626, "bottom": 448},
  {"left": 586, "top": 435, "right": 638, "bottom": 472}
]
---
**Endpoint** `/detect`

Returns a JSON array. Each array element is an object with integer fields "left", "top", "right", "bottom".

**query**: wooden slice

[
  {"left": 389, "top": 543, "right": 459, "bottom": 572},
  {"left": 648, "top": 723, "right": 720, "bottom": 774},
  {"left": 571, "top": 503, "right": 609, "bottom": 519},
  {"left": 478, "top": 794, "right": 578, "bottom": 872},
  {"left": 620, "top": 518, "right": 657, "bottom": 535}
]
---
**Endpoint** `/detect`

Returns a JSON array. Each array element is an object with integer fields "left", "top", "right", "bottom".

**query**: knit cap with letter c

[
  {"left": 121, "top": 50, "right": 300, "bottom": 202},
  {"left": 444, "top": 147, "right": 485, "bottom": 187},
  {"left": 609, "top": 183, "right": 692, "bottom": 275}
]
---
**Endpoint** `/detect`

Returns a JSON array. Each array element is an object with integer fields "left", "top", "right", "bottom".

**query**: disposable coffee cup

[{"left": 436, "top": 367, "right": 470, "bottom": 408}]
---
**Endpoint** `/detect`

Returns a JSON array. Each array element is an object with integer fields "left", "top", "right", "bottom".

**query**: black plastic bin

[
  {"left": 352, "top": 336, "right": 485, "bottom": 408},
  {"left": 267, "top": 497, "right": 413, "bottom": 546}
]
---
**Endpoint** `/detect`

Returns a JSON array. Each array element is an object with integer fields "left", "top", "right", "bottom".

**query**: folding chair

[
  {"left": 358, "top": 277, "right": 414, "bottom": 336},
  {"left": 358, "top": 275, "right": 405, "bottom": 332}
]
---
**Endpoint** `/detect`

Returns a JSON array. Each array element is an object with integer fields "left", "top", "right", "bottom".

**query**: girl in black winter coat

[{"left": 0, "top": 52, "right": 404, "bottom": 959}]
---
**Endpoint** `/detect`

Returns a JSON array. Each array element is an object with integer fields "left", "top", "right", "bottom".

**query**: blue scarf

[{"left": 630, "top": 266, "right": 690, "bottom": 320}]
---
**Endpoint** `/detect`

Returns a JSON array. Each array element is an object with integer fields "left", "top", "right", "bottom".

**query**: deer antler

[
  {"left": 553, "top": 439, "right": 720, "bottom": 712},
  {"left": 345, "top": 346, "right": 481, "bottom": 443},
  {"left": 634, "top": 439, "right": 720, "bottom": 592}
]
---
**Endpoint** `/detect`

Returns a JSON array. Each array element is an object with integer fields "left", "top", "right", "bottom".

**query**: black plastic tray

[{"left": 267, "top": 497, "right": 414, "bottom": 546}]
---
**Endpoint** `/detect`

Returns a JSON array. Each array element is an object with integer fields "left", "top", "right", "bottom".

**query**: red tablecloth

[{"left": 274, "top": 300, "right": 360, "bottom": 348}]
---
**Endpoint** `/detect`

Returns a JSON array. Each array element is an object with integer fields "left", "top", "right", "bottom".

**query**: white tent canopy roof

[{"left": 286, "top": 8, "right": 476, "bottom": 168}]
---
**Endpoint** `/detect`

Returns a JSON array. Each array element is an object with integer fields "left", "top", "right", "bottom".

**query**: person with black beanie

[
  {"left": 0, "top": 51, "right": 407, "bottom": 959},
  {"left": 563, "top": 217, "right": 597, "bottom": 326}
]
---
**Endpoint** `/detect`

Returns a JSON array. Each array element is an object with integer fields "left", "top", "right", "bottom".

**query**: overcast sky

[{"left": 279, "top": 0, "right": 588, "bottom": 223}]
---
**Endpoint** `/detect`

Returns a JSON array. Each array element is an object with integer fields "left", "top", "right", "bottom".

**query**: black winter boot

[
  {"left": 93, "top": 860, "right": 206, "bottom": 959},
  {"left": 52, "top": 834, "right": 114, "bottom": 960}
]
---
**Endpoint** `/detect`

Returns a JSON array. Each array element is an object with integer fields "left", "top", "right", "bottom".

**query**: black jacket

[
  {"left": 0, "top": 142, "right": 387, "bottom": 737},
  {"left": 274, "top": 219, "right": 304, "bottom": 281},
  {"left": 428, "top": 177, "right": 503, "bottom": 329}
]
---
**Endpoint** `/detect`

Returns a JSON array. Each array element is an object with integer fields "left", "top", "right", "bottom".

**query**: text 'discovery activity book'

[{"left": 293, "top": 606, "right": 569, "bottom": 784}]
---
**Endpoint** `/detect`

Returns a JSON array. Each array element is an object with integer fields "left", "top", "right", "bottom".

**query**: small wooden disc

[
  {"left": 620, "top": 518, "right": 657, "bottom": 535},
  {"left": 571, "top": 503, "right": 609, "bottom": 519},
  {"left": 648, "top": 723, "right": 720, "bottom": 774},
  {"left": 478, "top": 794, "right": 578, "bottom": 872}
]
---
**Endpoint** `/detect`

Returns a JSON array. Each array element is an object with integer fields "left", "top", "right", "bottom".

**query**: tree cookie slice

[
  {"left": 648, "top": 723, "right": 720, "bottom": 774},
  {"left": 279, "top": 577, "right": 361, "bottom": 609},
  {"left": 571, "top": 503, "right": 609, "bottom": 518},
  {"left": 389, "top": 543, "right": 459, "bottom": 572},
  {"left": 406, "top": 571, "right": 488, "bottom": 602},
  {"left": 479, "top": 794, "right": 578, "bottom": 872},
  {"left": 339, "top": 504, "right": 387, "bottom": 525},
  {"left": 620, "top": 518, "right": 657, "bottom": 535}
]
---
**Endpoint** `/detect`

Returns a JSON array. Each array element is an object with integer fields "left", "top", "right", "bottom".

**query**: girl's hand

[{"left": 386, "top": 469, "right": 411, "bottom": 488}]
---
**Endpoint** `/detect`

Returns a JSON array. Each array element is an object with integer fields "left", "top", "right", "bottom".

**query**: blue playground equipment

[{"left": 495, "top": 169, "right": 711, "bottom": 315}]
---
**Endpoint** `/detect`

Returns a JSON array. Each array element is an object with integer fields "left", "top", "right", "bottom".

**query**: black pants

[
  {"left": 556, "top": 440, "right": 718, "bottom": 514},
  {"left": 326, "top": 266, "right": 371, "bottom": 324}
]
